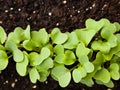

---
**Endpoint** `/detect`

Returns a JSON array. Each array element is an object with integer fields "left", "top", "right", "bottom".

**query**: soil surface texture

[{"left": 0, "top": 0, "right": 120, "bottom": 90}]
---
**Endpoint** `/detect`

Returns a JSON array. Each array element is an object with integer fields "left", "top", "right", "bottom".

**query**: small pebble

[
  {"left": 48, "top": 12, "right": 52, "bottom": 16},
  {"left": 92, "top": 3, "right": 96, "bottom": 7},
  {"left": 5, "top": 10, "right": 8, "bottom": 13},
  {"left": 56, "top": 23, "right": 59, "bottom": 26},
  {"left": 18, "top": 8, "right": 21, "bottom": 11},
  {"left": 11, "top": 82, "right": 15, "bottom": 88},
  {"left": 45, "top": 81, "right": 48, "bottom": 84},
  {"left": 32, "top": 85, "right": 37, "bottom": 89},
  {"left": 77, "top": 10, "right": 80, "bottom": 13},
  {"left": 63, "top": 0, "right": 67, "bottom": 4},
  {"left": 33, "top": 11, "right": 36, "bottom": 14},
  {"left": 10, "top": 7, "right": 14, "bottom": 10}
]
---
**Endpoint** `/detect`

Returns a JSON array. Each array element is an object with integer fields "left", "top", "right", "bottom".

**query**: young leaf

[
  {"left": 39, "top": 72, "right": 48, "bottom": 82},
  {"left": 31, "top": 28, "right": 49, "bottom": 45},
  {"left": 63, "top": 32, "right": 79, "bottom": 49},
  {"left": 29, "top": 52, "right": 42, "bottom": 66},
  {"left": 55, "top": 50, "right": 76, "bottom": 65},
  {"left": 72, "top": 66, "right": 87, "bottom": 83},
  {"left": 0, "top": 44, "right": 6, "bottom": 51},
  {"left": 5, "top": 41, "right": 24, "bottom": 62},
  {"left": 114, "top": 22, "right": 120, "bottom": 32},
  {"left": 103, "top": 44, "right": 120, "bottom": 60},
  {"left": 109, "top": 63, "right": 120, "bottom": 80},
  {"left": 13, "top": 49, "right": 24, "bottom": 62},
  {"left": 0, "top": 50, "right": 8, "bottom": 70},
  {"left": 96, "top": 80, "right": 114, "bottom": 88},
  {"left": 80, "top": 78, "right": 94, "bottom": 87},
  {"left": 51, "top": 65, "right": 71, "bottom": 87},
  {"left": 29, "top": 67, "right": 40, "bottom": 83},
  {"left": 53, "top": 45, "right": 64, "bottom": 55},
  {"left": 94, "top": 68, "right": 110, "bottom": 83},
  {"left": 79, "top": 55, "right": 94, "bottom": 73},
  {"left": 85, "top": 18, "right": 104, "bottom": 31},
  {"left": 0, "top": 26, "right": 7, "bottom": 44},
  {"left": 39, "top": 58, "right": 53, "bottom": 69},
  {"left": 51, "top": 28, "right": 68, "bottom": 44},
  {"left": 75, "top": 29, "right": 96, "bottom": 46},
  {"left": 23, "top": 39, "right": 40, "bottom": 51},
  {"left": 58, "top": 70, "right": 71, "bottom": 87},
  {"left": 16, "top": 53, "right": 29, "bottom": 76},
  {"left": 40, "top": 47, "right": 51, "bottom": 60},
  {"left": 24, "top": 25, "right": 31, "bottom": 40},
  {"left": 76, "top": 43, "right": 90, "bottom": 58},
  {"left": 91, "top": 40, "right": 110, "bottom": 54},
  {"left": 29, "top": 47, "right": 50, "bottom": 66}
]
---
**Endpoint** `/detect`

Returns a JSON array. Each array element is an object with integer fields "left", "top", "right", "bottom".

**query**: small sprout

[
  {"left": 0, "top": 18, "right": 119, "bottom": 88},
  {"left": 29, "top": 67, "right": 40, "bottom": 83},
  {"left": 51, "top": 65, "right": 71, "bottom": 87},
  {"left": 51, "top": 28, "right": 68, "bottom": 44}
]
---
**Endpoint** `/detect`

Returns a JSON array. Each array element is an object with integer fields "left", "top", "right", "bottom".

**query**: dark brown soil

[{"left": 0, "top": 0, "right": 120, "bottom": 90}]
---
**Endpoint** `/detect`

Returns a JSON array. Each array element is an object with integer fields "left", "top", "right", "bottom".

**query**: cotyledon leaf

[
  {"left": 29, "top": 67, "right": 40, "bottom": 83},
  {"left": 72, "top": 66, "right": 87, "bottom": 83},
  {"left": 94, "top": 68, "right": 110, "bottom": 83},
  {"left": 0, "top": 50, "right": 8, "bottom": 70},
  {"left": 0, "top": 26, "right": 7, "bottom": 44},
  {"left": 16, "top": 53, "right": 29, "bottom": 76},
  {"left": 50, "top": 28, "right": 68, "bottom": 44},
  {"left": 63, "top": 32, "right": 79, "bottom": 49}
]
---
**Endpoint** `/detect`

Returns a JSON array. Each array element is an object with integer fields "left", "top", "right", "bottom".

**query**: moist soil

[{"left": 0, "top": 0, "right": 120, "bottom": 90}]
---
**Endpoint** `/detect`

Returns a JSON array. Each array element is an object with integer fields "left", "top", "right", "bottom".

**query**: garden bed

[{"left": 0, "top": 0, "right": 120, "bottom": 90}]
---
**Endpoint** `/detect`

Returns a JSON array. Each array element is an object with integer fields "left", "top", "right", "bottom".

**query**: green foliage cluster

[{"left": 0, "top": 18, "right": 120, "bottom": 88}]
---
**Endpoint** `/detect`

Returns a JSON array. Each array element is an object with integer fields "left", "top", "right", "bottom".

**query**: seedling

[{"left": 0, "top": 18, "right": 120, "bottom": 88}]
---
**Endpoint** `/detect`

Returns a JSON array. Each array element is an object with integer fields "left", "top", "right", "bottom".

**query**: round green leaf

[
  {"left": 75, "top": 29, "right": 96, "bottom": 46},
  {"left": 85, "top": 18, "right": 104, "bottom": 31},
  {"left": 39, "top": 58, "right": 53, "bottom": 69},
  {"left": 58, "top": 70, "right": 71, "bottom": 87},
  {"left": 29, "top": 67, "right": 40, "bottom": 83},
  {"left": 54, "top": 50, "right": 76, "bottom": 65},
  {"left": 0, "top": 26, "right": 7, "bottom": 44},
  {"left": 51, "top": 65, "right": 71, "bottom": 87},
  {"left": 53, "top": 45, "right": 64, "bottom": 55},
  {"left": 76, "top": 43, "right": 90, "bottom": 58},
  {"left": 72, "top": 66, "right": 87, "bottom": 83},
  {"left": 0, "top": 50, "right": 8, "bottom": 70},
  {"left": 94, "top": 68, "right": 110, "bottom": 83},
  {"left": 109, "top": 63, "right": 120, "bottom": 80},
  {"left": 13, "top": 49, "right": 24, "bottom": 62},
  {"left": 51, "top": 28, "right": 68, "bottom": 44},
  {"left": 63, "top": 32, "right": 79, "bottom": 49},
  {"left": 16, "top": 53, "right": 29, "bottom": 76}
]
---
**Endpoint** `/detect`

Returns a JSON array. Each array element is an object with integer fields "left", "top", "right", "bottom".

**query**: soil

[{"left": 0, "top": 0, "right": 120, "bottom": 90}]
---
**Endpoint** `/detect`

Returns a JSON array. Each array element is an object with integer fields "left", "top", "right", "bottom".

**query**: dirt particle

[
  {"left": 45, "top": 81, "right": 48, "bottom": 84},
  {"left": 18, "top": 8, "right": 21, "bottom": 11},
  {"left": 92, "top": 3, "right": 96, "bottom": 7},
  {"left": 77, "top": 10, "right": 80, "bottom": 13},
  {"left": 5, "top": 10, "right": 8, "bottom": 13},
  {"left": 5, "top": 80, "right": 8, "bottom": 83},
  {"left": 102, "top": 4, "right": 108, "bottom": 10},
  {"left": 56, "top": 23, "right": 59, "bottom": 26},
  {"left": 33, "top": 11, "right": 36, "bottom": 14},
  {"left": 11, "top": 82, "right": 15, "bottom": 88},
  {"left": 48, "top": 12, "right": 52, "bottom": 16},
  {"left": 63, "top": 0, "right": 67, "bottom": 4},
  {"left": 32, "top": 85, "right": 37, "bottom": 89},
  {"left": 10, "top": 7, "right": 14, "bottom": 10},
  {"left": 15, "top": 79, "right": 18, "bottom": 82}
]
